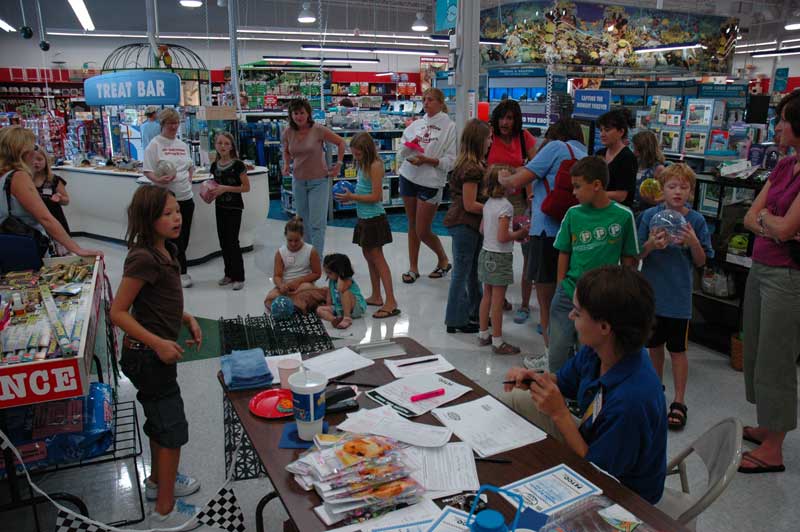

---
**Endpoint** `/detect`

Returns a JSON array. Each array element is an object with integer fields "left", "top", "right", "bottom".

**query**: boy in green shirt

[{"left": 548, "top": 156, "right": 639, "bottom": 372}]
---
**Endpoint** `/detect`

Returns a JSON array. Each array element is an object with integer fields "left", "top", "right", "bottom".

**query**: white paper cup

[
  {"left": 288, "top": 370, "right": 327, "bottom": 441},
  {"left": 277, "top": 359, "right": 302, "bottom": 388}
]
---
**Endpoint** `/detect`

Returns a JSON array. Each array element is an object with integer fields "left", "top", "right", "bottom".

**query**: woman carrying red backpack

[{"left": 499, "top": 118, "right": 587, "bottom": 370}]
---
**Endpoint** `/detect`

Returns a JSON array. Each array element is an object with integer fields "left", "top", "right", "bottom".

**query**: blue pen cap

[{"left": 471, "top": 509, "right": 508, "bottom": 532}]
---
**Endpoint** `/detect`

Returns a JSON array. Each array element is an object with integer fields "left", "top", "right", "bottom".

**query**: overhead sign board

[{"left": 84, "top": 70, "right": 181, "bottom": 106}]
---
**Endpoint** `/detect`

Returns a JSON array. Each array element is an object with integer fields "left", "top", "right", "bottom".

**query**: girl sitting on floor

[
  {"left": 264, "top": 216, "right": 321, "bottom": 308},
  {"left": 316, "top": 253, "right": 367, "bottom": 330}
]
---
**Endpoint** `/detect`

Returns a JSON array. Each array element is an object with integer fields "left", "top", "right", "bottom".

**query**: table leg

[{"left": 255, "top": 491, "right": 279, "bottom": 532}]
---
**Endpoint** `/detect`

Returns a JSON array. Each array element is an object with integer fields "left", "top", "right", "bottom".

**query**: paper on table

[
  {"left": 598, "top": 504, "right": 643, "bottom": 530},
  {"left": 366, "top": 373, "right": 471, "bottom": 418},
  {"left": 384, "top": 354, "right": 455, "bottom": 379},
  {"left": 419, "top": 443, "right": 479, "bottom": 492},
  {"left": 500, "top": 464, "right": 602, "bottom": 515},
  {"left": 302, "top": 346, "right": 374, "bottom": 379},
  {"left": 398, "top": 448, "right": 462, "bottom": 502},
  {"left": 426, "top": 506, "right": 470, "bottom": 532},
  {"left": 323, "top": 497, "right": 441, "bottom": 532},
  {"left": 337, "top": 406, "right": 452, "bottom": 447},
  {"left": 265, "top": 352, "right": 302, "bottom": 380},
  {"left": 431, "top": 395, "right": 546, "bottom": 457}
]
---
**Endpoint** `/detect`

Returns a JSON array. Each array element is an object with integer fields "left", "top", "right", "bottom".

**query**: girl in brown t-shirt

[{"left": 110, "top": 185, "right": 204, "bottom": 527}]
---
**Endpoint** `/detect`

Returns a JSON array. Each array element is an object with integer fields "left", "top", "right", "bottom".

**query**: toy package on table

[
  {"left": 0, "top": 382, "right": 114, "bottom": 477},
  {"left": 539, "top": 495, "right": 657, "bottom": 532}
]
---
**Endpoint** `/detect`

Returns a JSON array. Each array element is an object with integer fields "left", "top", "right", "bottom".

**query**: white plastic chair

[{"left": 657, "top": 417, "right": 743, "bottom": 531}]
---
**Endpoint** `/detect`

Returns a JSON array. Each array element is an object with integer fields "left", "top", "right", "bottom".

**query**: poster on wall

[
  {"left": 420, "top": 56, "right": 449, "bottom": 93},
  {"left": 435, "top": 0, "right": 458, "bottom": 32},
  {"left": 479, "top": 1, "right": 737, "bottom": 73}
]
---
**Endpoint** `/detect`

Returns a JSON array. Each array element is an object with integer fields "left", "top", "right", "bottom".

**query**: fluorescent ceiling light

[
  {"left": 301, "top": 44, "right": 439, "bottom": 56},
  {"left": 0, "top": 18, "right": 15, "bottom": 32},
  {"left": 786, "top": 21, "right": 800, "bottom": 31},
  {"left": 179, "top": 0, "right": 203, "bottom": 7},
  {"left": 261, "top": 55, "right": 379, "bottom": 64},
  {"left": 736, "top": 40, "right": 777, "bottom": 48},
  {"left": 634, "top": 42, "right": 706, "bottom": 54},
  {"left": 298, "top": 3, "right": 316, "bottom": 24},
  {"left": 411, "top": 12, "right": 428, "bottom": 32},
  {"left": 752, "top": 46, "right": 800, "bottom": 58},
  {"left": 68, "top": 0, "right": 95, "bottom": 31},
  {"left": 429, "top": 34, "right": 504, "bottom": 46},
  {"left": 375, "top": 72, "right": 395, "bottom": 77},
  {"left": 734, "top": 47, "right": 777, "bottom": 55}
]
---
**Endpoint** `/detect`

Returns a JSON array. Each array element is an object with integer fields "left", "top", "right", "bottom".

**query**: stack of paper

[
  {"left": 326, "top": 498, "right": 442, "bottom": 532},
  {"left": 501, "top": 464, "right": 602, "bottom": 515},
  {"left": 407, "top": 443, "right": 480, "bottom": 492},
  {"left": 366, "top": 373, "right": 472, "bottom": 418},
  {"left": 302, "top": 346, "right": 374, "bottom": 379},
  {"left": 337, "top": 406, "right": 452, "bottom": 447},
  {"left": 432, "top": 396, "right": 547, "bottom": 457},
  {"left": 384, "top": 354, "right": 455, "bottom": 378}
]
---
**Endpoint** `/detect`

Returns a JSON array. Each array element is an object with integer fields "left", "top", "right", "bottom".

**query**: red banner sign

[{"left": 0, "top": 358, "right": 86, "bottom": 408}]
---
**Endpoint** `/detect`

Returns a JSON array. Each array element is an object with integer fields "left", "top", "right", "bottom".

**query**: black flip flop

[
  {"left": 738, "top": 451, "right": 785, "bottom": 474},
  {"left": 429, "top": 264, "right": 452, "bottom": 279},
  {"left": 668, "top": 402, "right": 687, "bottom": 431},
  {"left": 373, "top": 308, "right": 401, "bottom": 319},
  {"left": 402, "top": 271, "right": 420, "bottom": 284}
]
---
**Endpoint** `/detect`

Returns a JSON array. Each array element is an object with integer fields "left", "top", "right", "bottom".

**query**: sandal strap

[{"left": 669, "top": 402, "right": 688, "bottom": 416}]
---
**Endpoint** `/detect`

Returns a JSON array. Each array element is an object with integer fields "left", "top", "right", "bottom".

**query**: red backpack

[{"left": 540, "top": 143, "right": 579, "bottom": 222}]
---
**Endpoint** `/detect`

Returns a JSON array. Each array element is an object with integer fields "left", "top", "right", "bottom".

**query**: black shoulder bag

[{"left": 1, "top": 171, "right": 51, "bottom": 258}]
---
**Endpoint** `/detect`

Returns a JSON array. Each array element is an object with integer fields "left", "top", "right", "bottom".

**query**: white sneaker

[
  {"left": 232, "top": 281, "right": 244, "bottom": 291},
  {"left": 149, "top": 499, "right": 201, "bottom": 531},
  {"left": 145, "top": 473, "right": 201, "bottom": 501},
  {"left": 218, "top": 276, "right": 232, "bottom": 286},
  {"left": 181, "top": 274, "right": 193, "bottom": 288},
  {"left": 522, "top": 353, "right": 548, "bottom": 371}
]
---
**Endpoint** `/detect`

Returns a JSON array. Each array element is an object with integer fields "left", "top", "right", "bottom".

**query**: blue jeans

[
  {"left": 292, "top": 177, "right": 330, "bottom": 256},
  {"left": 445, "top": 224, "right": 482, "bottom": 327},
  {"left": 548, "top": 284, "right": 578, "bottom": 372}
]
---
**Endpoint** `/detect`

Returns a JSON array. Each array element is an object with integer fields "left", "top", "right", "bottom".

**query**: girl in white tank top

[{"left": 264, "top": 217, "right": 322, "bottom": 308}]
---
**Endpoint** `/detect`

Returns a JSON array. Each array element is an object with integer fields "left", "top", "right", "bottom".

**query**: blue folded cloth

[{"left": 221, "top": 348, "right": 273, "bottom": 390}]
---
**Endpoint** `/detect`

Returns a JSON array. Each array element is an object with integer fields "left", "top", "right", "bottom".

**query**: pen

[
  {"left": 395, "top": 356, "right": 440, "bottom": 368},
  {"left": 475, "top": 457, "right": 512, "bottom": 464},
  {"left": 410, "top": 388, "right": 445, "bottom": 402},
  {"left": 329, "top": 380, "right": 377, "bottom": 388},
  {"left": 502, "top": 371, "right": 546, "bottom": 385}
]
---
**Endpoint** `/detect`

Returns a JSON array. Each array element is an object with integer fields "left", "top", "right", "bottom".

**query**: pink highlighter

[{"left": 410, "top": 388, "right": 445, "bottom": 402}]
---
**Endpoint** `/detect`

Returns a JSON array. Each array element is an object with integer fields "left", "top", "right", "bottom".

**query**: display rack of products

[
  {"left": 21, "top": 114, "right": 66, "bottom": 158},
  {"left": 65, "top": 118, "right": 104, "bottom": 159}
]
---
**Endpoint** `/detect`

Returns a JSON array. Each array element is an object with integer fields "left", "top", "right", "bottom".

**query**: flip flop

[
  {"left": 668, "top": 402, "right": 687, "bottom": 431},
  {"left": 402, "top": 271, "right": 420, "bottom": 284},
  {"left": 429, "top": 264, "right": 452, "bottom": 279},
  {"left": 738, "top": 451, "right": 785, "bottom": 474},
  {"left": 373, "top": 308, "right": 401, "bottom": 319},
  {"left": 365, "top": 300, "right": 384, "bottom": 307},
  {"left": 743, "top": 426, "right": 763, "bottom": 445}
]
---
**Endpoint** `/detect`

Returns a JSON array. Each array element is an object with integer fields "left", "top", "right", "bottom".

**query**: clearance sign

[
  {"left": 84, "top": 70, "right": 181, "bottom": 106},
  {"left": 0, "top": 357, "right": 89, "bottom": 408}
]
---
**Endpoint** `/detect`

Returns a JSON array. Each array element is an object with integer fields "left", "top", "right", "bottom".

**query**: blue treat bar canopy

[{"left": 84, "top": 71, "right": 181, "bottom": 106}]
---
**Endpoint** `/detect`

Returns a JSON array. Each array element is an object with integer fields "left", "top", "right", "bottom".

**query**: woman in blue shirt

[{"left": 503, "top": 265, "right": 668, "bottom": 504}]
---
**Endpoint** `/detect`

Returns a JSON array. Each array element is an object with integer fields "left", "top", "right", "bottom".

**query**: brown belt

[{"left": 122, "top": 336, "right": 151, "bottom": 350}]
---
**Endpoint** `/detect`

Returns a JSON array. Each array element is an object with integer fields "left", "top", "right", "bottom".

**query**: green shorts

[{"left": 478, "top": 249, "right": 514, "bottom": 286}]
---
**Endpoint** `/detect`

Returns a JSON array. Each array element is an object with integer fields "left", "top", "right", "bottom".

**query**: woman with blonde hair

[
  {"left": 0, "top": 126, "right": 99, "bottom": 258},
  {"left": 398, "top": 88, "right": 457, "bottom": 283},
  {"left": 143, "top": 107, "right": 196, "bottom": 287},
  {"left": 443, "top": 119, "right": 491, "bottom": 333}
]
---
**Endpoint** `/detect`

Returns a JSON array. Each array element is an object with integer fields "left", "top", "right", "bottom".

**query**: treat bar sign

[
  {"left": 0, "top": 358, "right": 86, "bottom": 408},
  {"left": 84, "top": 71, "right": 182, "bottom": 106}
]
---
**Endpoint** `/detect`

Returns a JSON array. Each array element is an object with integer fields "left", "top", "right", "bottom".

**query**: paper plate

[{"left": 249, "top": 389, "right": 294, "bottom": 419}]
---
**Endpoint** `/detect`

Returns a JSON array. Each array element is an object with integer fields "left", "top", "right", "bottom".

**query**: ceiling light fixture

[
  {"left": 411, "top": 12, "right": 428, "bottom": 32},
  {"left": 785, "top": 21, "right": 800, "bottom": 31},
  {"left": 751, "top": 46, "right": 800, "bottom": 58},
  {"left": 736, "top": 40, "right": 777, "bottom": 48},
  {"left": 241, "top": 27, "right": 435, "bottom": 41},
  {"left": 67, "top": 0, "right": 95, "bottom": 31},
  {"left": 298, "top": 3, "right": 316, "bottom": 24},
  {"left": 734, "top": 47, "right": 777, "bottom": 55},
  {"left": 375, "top": 72, "right": 395, "bottom": 77},
  {"left": 634, "top": 42, "right": 706, "bottom": 54},
  {"left": 301, "top": 44, "right": 439, "bottom": 56},
  {"left": 429, "top": 34, "right": 504, "bottom": 46},
  {"left": 261, "top": 55, "right": 380, "bottom": 64},
  {"left": 0, "top": 18, "right": 15, "bottom": 32},
  {"left": 179, "top": 0, "right": 203, "bottom": 7}
]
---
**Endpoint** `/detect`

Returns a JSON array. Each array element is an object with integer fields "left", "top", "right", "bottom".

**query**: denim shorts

[
  {"left": 120, "top": 347, "right": 188, "bottom": 449},
  {"left": 399, "top": 175, "right": 443, "bottom": 204}
]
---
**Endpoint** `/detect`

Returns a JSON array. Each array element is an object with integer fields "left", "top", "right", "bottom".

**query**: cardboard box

[{"left": 197, "top": 105, "right": 236, "bottom": 121}]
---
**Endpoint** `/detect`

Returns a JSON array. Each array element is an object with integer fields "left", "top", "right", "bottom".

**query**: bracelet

[{"left": 757, "top": 211, "right": 767, "bottom": 236}]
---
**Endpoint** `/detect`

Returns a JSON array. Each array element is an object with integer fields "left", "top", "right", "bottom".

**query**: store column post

[
  {"left": 454, "top": 0, "right": 480, "bottom": 137},
  {"left": 228, "top": 0, "right": 241, "bottom": 112}
]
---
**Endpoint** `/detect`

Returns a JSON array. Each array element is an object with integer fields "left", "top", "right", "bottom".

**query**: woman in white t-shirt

[
  {"left": 397, "top": 88, "right": 457, "bottom": 283},
  {"left": 143, "top": 108, "right": 195, "bottom": 287}
]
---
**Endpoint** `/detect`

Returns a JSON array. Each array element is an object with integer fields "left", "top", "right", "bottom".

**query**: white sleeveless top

[{"left": 279, "top": 243, "right": 313, "bottom": 281}]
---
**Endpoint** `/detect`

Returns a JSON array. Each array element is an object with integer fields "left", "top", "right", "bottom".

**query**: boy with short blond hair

[
  {"left": 638, "top": 163, "right": 713, "bottom": 430},
  {"left": 548, "top": 156, "right": 639, "bottom": 372}
]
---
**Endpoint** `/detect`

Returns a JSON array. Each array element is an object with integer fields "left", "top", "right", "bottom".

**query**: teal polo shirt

[{"left": 556, "top": 346, "right": 667, "bottom": 504}]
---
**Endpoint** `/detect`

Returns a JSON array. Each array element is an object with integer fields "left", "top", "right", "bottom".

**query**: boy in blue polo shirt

[{"left": 503, "top": 265, "right": 667, "bottom": 504}]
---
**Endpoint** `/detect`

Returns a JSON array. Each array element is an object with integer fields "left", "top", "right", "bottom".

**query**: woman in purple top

[{"left": 740, "top": 91, "right": 800, "bottom": 474}]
